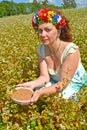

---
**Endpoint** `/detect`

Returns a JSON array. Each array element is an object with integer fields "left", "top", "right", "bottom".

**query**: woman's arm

[
  {"left": 21, "top": 49, "right": 80, "bottom": 105},
  {"left": 59, "top": 49, "right": 80, "bottom": 87},
  {"left": 16, "top": 54, "right": 50, "bottom": 89},
  {"left": 36, "top": 49, "right": 80, "bottom": 94},
  {"left": 29, "top": 49, "right": 80, "bottom": 104},
  {"left": 33, "top": 54, "right": 50, "bottom": 87}
]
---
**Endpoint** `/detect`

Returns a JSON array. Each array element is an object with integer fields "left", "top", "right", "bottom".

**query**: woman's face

[{"left": 38, "top": 23, "right": 59, "bottom": 45}]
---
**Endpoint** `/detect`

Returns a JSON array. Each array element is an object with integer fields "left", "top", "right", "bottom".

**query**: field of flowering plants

[{"left": 0, "top": 8, "right": 87, "bottom": 129}]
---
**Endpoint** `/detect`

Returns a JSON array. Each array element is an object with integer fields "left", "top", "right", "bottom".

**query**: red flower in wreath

[
  {"left": 38, "top": 8, "right": 51, "bottom": 22},
  {"left": 57, "top": 18, "right": 66, "bottom": 29}
]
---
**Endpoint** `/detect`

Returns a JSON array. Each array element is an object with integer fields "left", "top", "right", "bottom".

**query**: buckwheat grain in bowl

[{"left": 12, "top": 87, "right": 33, "bottom": 104}]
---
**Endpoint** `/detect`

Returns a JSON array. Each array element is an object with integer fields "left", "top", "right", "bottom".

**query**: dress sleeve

[
  {"left": 61, "top": 43, "right": 79, "bottom": 64},
  {"left": 38, "top": 44, "right": 45, "bottom": 58}
]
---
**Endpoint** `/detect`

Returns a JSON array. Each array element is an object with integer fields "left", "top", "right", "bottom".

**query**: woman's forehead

[{"left": 38, "top": 22, "right": 55, "bottom": 28}]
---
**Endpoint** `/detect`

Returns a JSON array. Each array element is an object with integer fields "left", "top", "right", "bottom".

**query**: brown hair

[
  {"left": 54, "top": 9, "right": 72, "bottom": 42},
  {"left": 59, "top": 19, "right": 72, "bottom": 42}
]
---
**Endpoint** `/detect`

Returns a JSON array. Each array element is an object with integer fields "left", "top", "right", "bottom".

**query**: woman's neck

[{"left": 48, "top": 38, "right": 61, "bottom": 55}]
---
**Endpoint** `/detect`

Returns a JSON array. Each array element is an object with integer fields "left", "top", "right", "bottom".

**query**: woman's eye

[
  {"left": 38, "top": 29, "right": 42, "bottom": 34},
  {"left": 38, "top": 28, "right": 52, "bottom": 34},
  {"left": 45, "top": 28, "right": 51, "bottom": 32}
]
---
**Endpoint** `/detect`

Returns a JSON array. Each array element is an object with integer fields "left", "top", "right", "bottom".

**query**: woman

[{"left": 17, "top": 8, "right": 87, "bottom": 104}]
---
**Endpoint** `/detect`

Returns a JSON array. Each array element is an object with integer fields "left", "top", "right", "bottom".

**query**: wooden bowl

[{"left": 12, "top": 87, "right": 33, "bottom": 104}]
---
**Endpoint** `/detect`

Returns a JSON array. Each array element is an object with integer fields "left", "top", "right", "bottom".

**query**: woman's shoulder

[
  {"left": 63, "top": 42, "right": 79, "bottom": 54},
  {"left": 38, "top": 44, "right": 44, "bottom": 49},
  {"left": 38, "top": 44, "right": 45, "bottom": 58},
  {"left": 65, "top": 42, "right": 78, "bottom": 49},
  {"left": 61, "top": 42, "right": 79, "bottom": 63}
]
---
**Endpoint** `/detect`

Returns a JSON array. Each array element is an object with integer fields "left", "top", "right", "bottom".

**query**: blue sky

[
  {"left": 0, "top": 0, "right": 62, "bottom": 5},
  {"left": 0, "top": 0, "right": 87, "bottom": 8}
]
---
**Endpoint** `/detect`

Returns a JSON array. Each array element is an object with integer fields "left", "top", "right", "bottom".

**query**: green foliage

[
  {"left": 0, "top": 0, "right": 60, "bottom": 18},
  {"left": 63, "top": 0, "right": 76, "bottom": 8},
  {"left": 42, "top": 0, "right": 48, "bottom": 5},
  {"left": 0, "top": 8, "right": 87, "bottom": 129}
]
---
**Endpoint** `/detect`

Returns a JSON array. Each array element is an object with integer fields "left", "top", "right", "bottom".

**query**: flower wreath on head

[{"left": 32, "top": 8, "right": 66, "bottom": 30}]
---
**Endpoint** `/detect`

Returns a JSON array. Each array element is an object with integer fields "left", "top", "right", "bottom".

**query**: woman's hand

[
  {"left": 55, "top": 81, "right": 63, "bottom": 91},
  {"left": 21, "top": 90, "right": 42, "bottom": 105},
  {"left": 30, "top": 90, "right": 42, "bottom": 103},
  {"left": 16, "top": 81, "right": 35, "bottom": 90}
]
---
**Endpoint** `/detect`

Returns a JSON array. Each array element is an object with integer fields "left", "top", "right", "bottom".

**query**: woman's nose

[{"left": 40, "top": 30, "right": 46, "bottom": 37}]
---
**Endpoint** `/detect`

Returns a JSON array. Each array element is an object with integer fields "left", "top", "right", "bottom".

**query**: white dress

[{"left": 38, "top": 43, "right": 87, "bottom": 99}]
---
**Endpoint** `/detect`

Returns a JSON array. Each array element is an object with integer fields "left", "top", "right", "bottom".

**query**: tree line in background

[{"left": 0, "top": 0, "right": 77, "bottom": 18}]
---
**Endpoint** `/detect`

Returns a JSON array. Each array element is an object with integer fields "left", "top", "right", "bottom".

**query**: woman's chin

[{"left": 42, "top": 41, "right": 49, "bottom": 45}]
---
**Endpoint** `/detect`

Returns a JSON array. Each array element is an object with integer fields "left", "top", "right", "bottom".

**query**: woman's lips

[{"left": 41, "top": 39, "right": 48, "bottom": 42}]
